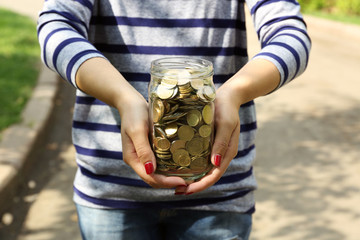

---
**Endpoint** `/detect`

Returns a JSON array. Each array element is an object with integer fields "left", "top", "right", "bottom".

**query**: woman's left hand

[{"left": 175, "top": 84, "right": 241, "bottom": 195}]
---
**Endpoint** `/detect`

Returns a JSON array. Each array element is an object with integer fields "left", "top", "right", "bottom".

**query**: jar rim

[{"left": 151, "top": 57, "right": 213, "bottom": 79}]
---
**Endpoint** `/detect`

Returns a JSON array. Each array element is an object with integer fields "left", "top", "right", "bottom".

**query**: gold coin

[
  {"left": 167, "top": 104, "right": 179, "bottom": 115},
  {"left": 178, "top": 155, "right": 191, "bottom": 167},
  {"left": 202, "top": 136, "right": 211, "bottom": 151},
  {"left": 155, "top": 98, "right": 165, "bottom": 111},
  {"left": 199, "top": 124, "right": 212, "bottom": 138},
  {"left": 190, "top": 157, "right": 208, "bottom": 171},
  {"left": 173, "top": 149, "right": 189, "bottom": 164},
  {"left": 176, "top": 69, "right": 192, "bottom": 85},
  {"left": 157, "top": 165, "right": 170, "bottom": 172},
  {"left": 178, "top": 93, "right": 191, "bottom": 99},
  {"left": 186, "top": 137, "right": 204, "bottom": 156},
  {"left": 170, "top": 140, "right": 186, "bottom": 154},
  {"left": 197, "top": 88, "right": 207, "bottom": 102},
  {"left": 164, "top": 101, "right": 171, "bottom": 113},
  {"left": 189, "top": 94, "right": 200, "bottom": 101},
  {"left": 156, "top": 152, "right": 172, "bottom": 159},
  {"left": 186, "top": 110, "right": 202, "bottom": 127},
  {"left": 156, "top": 138, "right": 171, "bottom": 151},
  {"left": 199, "top": 151, "right": 210, "bottom": 159},
  {"left": 157, "top": 84, "right": 174, "bottom": 99},
  {"left": 180, "top": 98, "right": 198, "bottom": 105},
  {"left": 179, "top": 105, "right": 198, "bottom": 110},
  {"left": 202, "top": 104, "right": 213, "bottom": 124},
  {"left": 178, "top": 82, "right": 192, "bottom": 94},
  {"left": 165, "top": 122, "right": 178, "bottom": 138},
  {"left": 157, "top": 159, "right": 177, "bottom": 166},
  {"left": 202, "top": 76, "right": 212, "bottom": 85},
  {"left": 155, "top": 127, "right": 167, "bottom": 138},
  {"left": 155, "top": 149, "right": 171, "bottom": 155},
  {"left": 152, "top": 136, "right": 160, "bottom": 149},
  {"left": 160, "top": 118, "right": 178, "bottom": 125},
  {"left": 162, "top": 112, "right": 187, "bottom": 122},
  {"left": 177, "top": 78, "right": 190, "bottom": 86},
  {"left": 190, "top": 78, "right": 204, "bottom": 90},
  {"left": 161, "top": 77, "right": 178, "bottom": 89},
  {"left": 153, "top": 107, "right": 162, "bottom": 123},
  {"left": 203, "top": 85, "right": 216, "bottom": 101},
  {"left": 170, "top": 86, "right": 179, "bottom": 99},
  {"left": 178, "top": 125, "right": 194, "bottom": 141},
  {"left": 152, "top": 99, "right": 164, "bottom": 123}
]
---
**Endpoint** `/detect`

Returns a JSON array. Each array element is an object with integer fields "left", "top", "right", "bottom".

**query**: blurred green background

[
  {"left": 299, "top": 0, "right": 360, "bottom": 24},
  {"left": 0, "top": 8, "right": 39, "bottom": 133},
  {"left": 299, "top": 0, "right": 360, "bottom": 14}
]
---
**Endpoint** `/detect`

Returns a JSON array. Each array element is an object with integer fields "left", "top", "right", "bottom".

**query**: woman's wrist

[
  {"left": 222, "top": 58, "right": 281, "bottom": 107},
  {"left": 75, "top": 57, "right": 143, "bottom": 115},
  {"left": 115, "top": 90, "right": 147, "bottom": 118}
]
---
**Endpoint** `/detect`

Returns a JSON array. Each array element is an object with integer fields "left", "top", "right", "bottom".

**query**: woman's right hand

[
  {"left": 76, "top": 57, "right": 186, "bottom": 189},
  {"left": 118, "top": 92, "right": 187, "bottom": 188}
]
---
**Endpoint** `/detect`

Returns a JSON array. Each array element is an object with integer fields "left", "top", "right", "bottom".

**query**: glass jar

[{"left": 149, "top": 57, "right": 215, "bottom": 181}]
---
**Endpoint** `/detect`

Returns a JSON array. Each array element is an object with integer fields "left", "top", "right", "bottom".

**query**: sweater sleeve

[
  {"left": 245, "top": 0, "right": 311, "bottom": 90},
  {"left": 37, "top": 0, "right": 106, "bottom": 88}
]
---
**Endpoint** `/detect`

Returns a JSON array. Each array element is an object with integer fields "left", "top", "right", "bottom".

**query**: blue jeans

[{"left": 76, "top": 204, "right": 252, "bottom": 240}]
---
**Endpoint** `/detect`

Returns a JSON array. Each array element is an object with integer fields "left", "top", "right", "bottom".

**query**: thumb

[
  {"left": 128, "top": 129, "right": 156, "bottom": 175},
  {"left": 211, "top": 123, "right": 232, "bottom": 168}
]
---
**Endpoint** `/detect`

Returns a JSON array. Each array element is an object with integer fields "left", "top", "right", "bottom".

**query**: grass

[
  {"left": 299, "top": 0, "right": 360, "bottom": 25},
  {"left": 0, "top": 8, "right": 40, "bottom": 132},
  {"left": 303, "top": 9, "right": 360, "bottom": 25}
]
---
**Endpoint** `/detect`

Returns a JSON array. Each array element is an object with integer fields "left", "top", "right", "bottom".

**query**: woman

[{"left": 37, "top": 0, "right": 311, "bottom": 239}]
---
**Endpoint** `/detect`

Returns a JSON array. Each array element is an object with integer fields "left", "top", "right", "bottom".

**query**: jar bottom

[{"left": 155, "top": 164, "right": 212, "bottom": 181}]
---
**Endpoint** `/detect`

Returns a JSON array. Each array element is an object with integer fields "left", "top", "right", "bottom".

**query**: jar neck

[{"left": 151, "top": 57, "right": 213, "bottom": 79}]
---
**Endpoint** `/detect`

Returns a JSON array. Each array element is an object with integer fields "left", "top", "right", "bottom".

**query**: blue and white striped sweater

[{"left": 37, "top": 0, "right": 310, "bottom": 213}]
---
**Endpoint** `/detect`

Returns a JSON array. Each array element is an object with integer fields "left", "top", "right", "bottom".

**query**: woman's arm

[
  {"left": 75, "top": 57, "right": 187, "bottom": 188},
  {"left": 177, "top": 58, "right": 280, "bottom": 194},
  {"left": 178, "top": 0, "right": 311, "bottom": 194},
  {"left": 38, "top": 0, "right": 187, "bottom": 188}
]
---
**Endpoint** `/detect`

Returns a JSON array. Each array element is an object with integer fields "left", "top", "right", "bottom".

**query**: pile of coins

[{"left": 149, "top": 69, "right": 216, "bottom": 179}]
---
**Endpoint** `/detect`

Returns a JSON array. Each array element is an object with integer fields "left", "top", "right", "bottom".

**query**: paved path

[
  {"left": 1, "top": 2, "right": 360, "bottom": 239},
  {"left": 248, "top": 15, "right": 360, "bottom": 240},
  {"left": 0, "top": 0, "right": 44, "bottom": 21}
]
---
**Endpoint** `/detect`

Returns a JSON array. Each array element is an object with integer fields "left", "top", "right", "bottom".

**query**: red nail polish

[
  {"left": 214, "top": 154, "right": 222, "bottom": 167},
  {"left": 145, "top": 162, "right": 154, "bottom": 175}
]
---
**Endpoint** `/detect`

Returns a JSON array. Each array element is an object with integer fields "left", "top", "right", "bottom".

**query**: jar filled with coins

[{"left": 149, "top": 57, "right": 215, "bottom": 180}]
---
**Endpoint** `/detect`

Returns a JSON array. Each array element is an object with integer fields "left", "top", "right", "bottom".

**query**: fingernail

[
  {"left": 185, "top": 192, "right": 194, "bottom": 195},
  {"left": 145, "top": 162, "right": 154, "bottom": 175},
  {"left": 214, "top": 154, "right": 222, "bottom": 167}
]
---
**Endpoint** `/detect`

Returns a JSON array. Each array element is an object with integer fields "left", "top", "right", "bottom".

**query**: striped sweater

[{"left": 37, "top": 0, "right": 311, "bottom": 213}]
